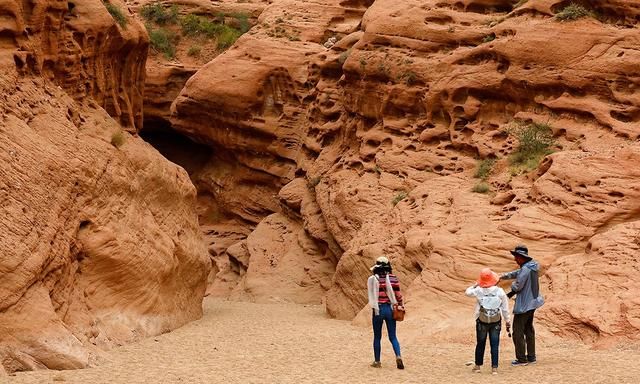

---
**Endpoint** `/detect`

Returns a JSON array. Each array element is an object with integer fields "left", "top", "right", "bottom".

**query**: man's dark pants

[{"left": 512, "top": 309, "right": 536, "bottom": 362}]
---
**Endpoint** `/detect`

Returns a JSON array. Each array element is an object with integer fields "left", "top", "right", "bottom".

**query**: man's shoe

[
  {"left": 370, "top": 361, "right": 381, "bottom": 368},
  {"left": 527, "top": 359, "right": 537, "bottom": 364},
  {"left": 396, "top": 357, "right": 405, "bottom": 370},
  {"left": 511, "top": 360, "right": 529, "bottom": 367},
  {"left": 492, "top": 368, "right": 498, "bottom": 375},
  {"left": 472, "top": 365, "right": 481, "bottom": 373}
]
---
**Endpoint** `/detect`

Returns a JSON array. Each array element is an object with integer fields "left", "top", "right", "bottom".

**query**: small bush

[
  {"left": 181, "top": 14, "right": 218, "bottom": 37},
  {"left": 217, "top": 25, "right": 242, "bottom": 48},
  {"left": 474, "top": 158, "right": 495, "bottom": 180},
  {"left": 555, "top": 3, "right": 591, "bottom": 21},
  {"left": 392, "top": 191, "right": 408, "bottom": 206},
  {"left": 233, "top": 13, "right": 251, "bottom": 33},
  {"left": 180, "top": 14, "right": 243, "bottom": 45},
  {"left": 105, "top": 2, "right": 127, "bottom": 28},
  {"left": 270, "top": 25, "right": 287, "bottom": 38},
  {"left": 187, "top": 45, "right": 201, "bottom": 56},
  {"left": 400, "top": 71, "right": 418, "bottom": 85},
  {"left": 472, "top": 182, "right": 491, "bottom": 194},
  {"left": 111, "top": 130, "right": 126, "bottom": 148},
  {"left": 148, "top": 27, "right": 178, "bottom": 58},
  {"left": 180, "top": 14, "right": 199, "bottom": 35},
  {"left": 141, "top": 2, "right": 179, "bottom": 25},
  {"left": 509, "top": 122, "right": 555, "bottom": 170}
]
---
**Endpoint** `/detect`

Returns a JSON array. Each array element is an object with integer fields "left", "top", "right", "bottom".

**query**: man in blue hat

[{"left": 500, "top": 245, "right": 544, "bottom": 366}]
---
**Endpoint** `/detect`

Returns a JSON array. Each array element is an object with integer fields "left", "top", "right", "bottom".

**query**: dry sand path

[{"left": 5, "top": 298, "right": 640, "bottom": 384}]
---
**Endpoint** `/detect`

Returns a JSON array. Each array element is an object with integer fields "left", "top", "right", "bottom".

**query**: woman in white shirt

[{"left": 465, "top": 268, "right": 511, "bottom": 375}]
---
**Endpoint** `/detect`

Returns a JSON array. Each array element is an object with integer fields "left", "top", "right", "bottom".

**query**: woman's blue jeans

[
  {"left": 475, "top": 319, "right": 501, "bottom": 368},
  {"left": 372, "top": 303, "right": 401, "bottom": 361}
]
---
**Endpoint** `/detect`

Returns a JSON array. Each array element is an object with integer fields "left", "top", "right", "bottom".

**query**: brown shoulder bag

[
  {"left": 393, "top": 304, "right": 405, "bottom": 321},
  {"left": 386, "top": 274, "right": 406, "bottom": 321}
]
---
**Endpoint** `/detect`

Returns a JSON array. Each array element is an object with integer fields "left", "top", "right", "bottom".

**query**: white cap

[{"left": 370, "top": 256, "right": 390, "bottom": 270}]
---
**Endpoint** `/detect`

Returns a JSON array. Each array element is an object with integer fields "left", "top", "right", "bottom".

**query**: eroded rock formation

[
  {"left": 0, "top": 0, "right": 209, "bottom": 373},
  {"left": 128, "top": 0, "right": 329, "bottom": 299},
  {"left": 161, "top": 0, "right": 640, "bottom": 345},
  {"left": 5, "top": 0, "right": 148, "bottom": 130},
  {"left": 131, "top": 0, "right": 267, "bottom": 126}
]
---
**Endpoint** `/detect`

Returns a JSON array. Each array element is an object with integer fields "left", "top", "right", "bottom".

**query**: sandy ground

[{"left": 4, "top": 298, "right": 640, "bottom": 384}]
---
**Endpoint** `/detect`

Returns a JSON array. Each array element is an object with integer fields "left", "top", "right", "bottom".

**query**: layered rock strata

[{"left": 0, "top": 0, "right": 209, "bottom": 372}]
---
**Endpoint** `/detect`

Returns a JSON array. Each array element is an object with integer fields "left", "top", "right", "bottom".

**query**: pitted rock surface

[{"left": 166, "top": 0, "right": 640, "bottom": 345}]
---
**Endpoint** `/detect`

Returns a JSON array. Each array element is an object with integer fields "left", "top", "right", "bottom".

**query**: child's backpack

[{"left": 478, "top": 290, "right": 502, "bottom": 323}]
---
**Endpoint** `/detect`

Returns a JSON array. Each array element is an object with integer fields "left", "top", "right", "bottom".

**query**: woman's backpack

[{"left": 478, "top": 290, "right": 502, "bottom": 323}]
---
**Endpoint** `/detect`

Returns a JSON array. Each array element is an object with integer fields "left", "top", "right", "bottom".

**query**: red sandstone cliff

[
  {"left": 166, "top": 0, "right": 640, "bottom": 345},
  {"left": 5, "top": 0, "right": 148, "bottom": 130},
  {"left": 0, "top": 0, "right": 209, "bottom": 372}
]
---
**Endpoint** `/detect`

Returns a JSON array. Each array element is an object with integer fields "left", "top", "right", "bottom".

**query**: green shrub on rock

[
  {"left": 555, "top": 4, "right": 592, "bottom": 21},
  {"left": 509, "top": 121, "right": 555, "bottom": 171},
  {"left": 141, "top": 2, "right": 179, "bottom": 25},
  {"left": 104, "top": 2, "right": 128, "bottom": 28},
  {"left": 148, "top": 27, "right": 178, "bottom": 59}
]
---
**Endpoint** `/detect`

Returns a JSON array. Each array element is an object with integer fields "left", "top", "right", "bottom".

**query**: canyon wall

[
  {"left": 165, "top": 0, "right": 640, "bottom": 345},
  {"left": 134, "top": 0, "right": 268, "bottom": 127},
  {"left": 0, "top": 0, "right": 209, "bottom": 372},
  {"left": 4, "top": 0, "right": 148, "bottom": 130}
]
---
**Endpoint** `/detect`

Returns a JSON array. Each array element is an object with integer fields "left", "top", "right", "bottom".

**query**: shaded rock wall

[
  {"left": 127, "top": 1, "right": 276, "bottom": 295},
  {"left": 0, "top": 0, "right": 209, "bottom": 373}
]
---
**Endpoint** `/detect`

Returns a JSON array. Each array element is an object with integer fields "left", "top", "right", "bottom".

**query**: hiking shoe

[
  {"left": 370, "top": 361, "right": 381, "bottom": 368},
  {"left": 472, "top": 365, "right": 481, "bottom": 373},
  {"left": 511, "top": 360, "right": 529, "bottom": 367},
  {"left": 492, "top": 368, "right": 498, "bottom": 375},
  {"left": 396, "top": 357, "right": 405, "bottom": 370}
]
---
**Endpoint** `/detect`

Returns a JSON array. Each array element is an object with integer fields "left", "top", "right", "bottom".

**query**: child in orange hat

[{"left": 465, "top": 268, "right": 511, "bottom": 374}]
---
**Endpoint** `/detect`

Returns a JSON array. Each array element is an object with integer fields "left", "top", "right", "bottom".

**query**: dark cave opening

[{"left": 139, "top": 120, "right": 212, "bottom": 175}]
